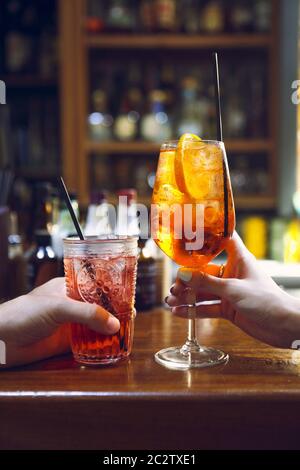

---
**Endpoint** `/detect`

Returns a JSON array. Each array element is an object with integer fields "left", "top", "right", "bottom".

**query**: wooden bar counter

[{"left": 0, "top": 308, "right": 300, "bottom": 450}]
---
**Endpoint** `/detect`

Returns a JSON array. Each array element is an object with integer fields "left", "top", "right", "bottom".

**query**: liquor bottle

[
  {"left": 160, "top": 64, "right": 176, "bottom": 117},
  {"left": 254, "top": 0, "right": 272, "bottom": 32},
  {"left": 284, "top": 220, "right": 300, "bottom": 263},
  {"left": 154, "top": 0, "right": 177, "bottom": 32},
  {"left": 86, "top": 0, "right": 106, "bottom": 33},
  {"left": 84, "top": 191, "right": 112, "bottom": 237},
  {"left": 106, "top": 0, "right": 136, "bottom": 32},
  {"left": 26, "top": 230, "right": 58, "bottom": 290},
  {"left": 51, "top": 193, "right": 80, "bottom": 258},
  {"left": 135, "top": 239, "right": 157, "bottom": 311},
  {"left": 248, "top": 64, "right": 265, "bottom": 138},
  {"left": 181, "top": 0, "right": 200, "bottom": 34},
  {"left": 229, "top": 0, "right": 254, "bottom": 32},
  {"left": 139, "top": 0, "right": 156, "bottom": 32},
  {"left": 4, "top": 0, "right": 32, "bottom": 73},
  {"left": 177, "top": 77, "right": 202, "bottom": 137},
  {"left": 201, "top": 0, "right": 225, "bottom": 34},
  {"left": 114, "top": 91, "right": 139, "bottom": 141},
  {"left": 116, "top": 189, "right": 140, "bottom": 237},
  {"left": 243, "top": 217, "right": 267, "bottom": 259},
  {"left": 140, "top": 90, "right": 172, "bottom": 142},
  {"left": 88, "top": 89, "right": 114, "bottom": 141},
  {"left": 230, "top": 155, "right": 250, "bottom": 195},
  {"left": 224, "top": 77, "right": 247, "bottom": 138}
]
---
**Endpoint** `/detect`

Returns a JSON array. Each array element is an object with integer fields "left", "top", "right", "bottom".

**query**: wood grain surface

[{"left": 0, "top": 308, "right": 300, "bottom": 450}]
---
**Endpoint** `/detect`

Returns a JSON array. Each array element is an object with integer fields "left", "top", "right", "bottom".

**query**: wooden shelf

[
  {"left": 85, "top": 33, "right": 272, "bottom": 50},
  {"left": 106, "top": 195, "right": 276, "bottom": 210},
  {"left": 86, "top": 139, "right": 272, "bottom": 155},
  {"left": 235, "top": 195, "right": 276, "bottom": 210}
]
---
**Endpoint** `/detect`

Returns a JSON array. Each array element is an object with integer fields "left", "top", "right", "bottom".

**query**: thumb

[
  {"left": 178, "top": 267, "right": 229, "bottom": 297},
  {"left": 53, "top": 298, "right": 120, "bottom": 335}
]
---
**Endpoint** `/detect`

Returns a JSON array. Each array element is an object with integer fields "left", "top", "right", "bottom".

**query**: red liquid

[{"left": 64, "top": 255, "right": 137, "bottom": 365}]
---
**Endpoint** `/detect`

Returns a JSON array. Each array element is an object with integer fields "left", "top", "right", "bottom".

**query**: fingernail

[
  {"left": 178, "top": 270, "right": 192, "bottom": 283},
  {"left": 106, "top": 314, "right": 120, "bottom": 334},
  {"left": 170, "top": 286, "right": 175, "bottom": 295},
  {"left": 164, "top": 296, "right": 170, "bottom": 304}
]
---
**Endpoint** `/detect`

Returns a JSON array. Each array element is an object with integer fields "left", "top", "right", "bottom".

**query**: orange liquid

[
  {"left": 152, "top": 145, "right": 235, "bottom": 267},
  {"left": 64, "top": 255, "right": 137, "bottom": 365}
]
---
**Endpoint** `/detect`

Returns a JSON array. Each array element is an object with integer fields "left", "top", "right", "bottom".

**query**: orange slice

[
  {"left": 175, "top": 134, "right": 223, "bottom": 200},
  {"left": 174, "top": 133, "right": 201, "bottom": 194}
]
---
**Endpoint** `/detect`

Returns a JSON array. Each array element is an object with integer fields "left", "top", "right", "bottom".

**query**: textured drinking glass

[
  {"left": 63, "top": 236, "right": 138, "bottom": 365},
  {"left": 152, "top": 139, "right": 235, "bottom": 370}
]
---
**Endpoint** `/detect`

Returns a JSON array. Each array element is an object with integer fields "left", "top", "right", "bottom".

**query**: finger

[
  {"left": 53, "top": 298, "right": 120, "bottom": 335},
  {"left": 178, "top": 268, "right": 230, "bottom": 297},
  {"left": 170, "top": 263, "right": 222, "bottom": 296},
  {"left": 172, "top": 303, "right": 222, "bottom": 319}
]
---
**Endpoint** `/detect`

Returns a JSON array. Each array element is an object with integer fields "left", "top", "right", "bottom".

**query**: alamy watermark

[
  {"left": 0, "top": 340, "right": 6, "bottom": 365},
  {"left": 291, "top": 340, "right": 300, "bottom": 365},
  {"left": 0, "top": 80, "right": 6, "bottom": 104}
]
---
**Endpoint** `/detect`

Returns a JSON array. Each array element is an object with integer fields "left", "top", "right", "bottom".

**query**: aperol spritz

[{"left": 152, "top": 134, "right": 235, "bottom": 369}]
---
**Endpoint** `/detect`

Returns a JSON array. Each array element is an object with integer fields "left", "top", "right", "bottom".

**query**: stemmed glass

[{"left": 151, "top": 138, "right": 235, "bottom": 370}]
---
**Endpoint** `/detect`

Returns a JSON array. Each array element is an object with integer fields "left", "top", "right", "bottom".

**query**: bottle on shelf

[
  {"left": 154, "top": 0, "right": 178, "bottom": 32},
  {"left": 88, "top": 89, "right": 114, "bottom": 141},
  {"left": 4, "top": 0, "right": 34, "bottom": 74},
  {"left": 181, "top": 0, "right": 201, "bottom": 34},
  {"left": 51, "top": 192, "right": 80, "bottom": 258},
  {"left": 229, "top": 0, "right": 254, "bottom": 33},
  {"left": 84, "top": 191, "right": 112, "bottom": 237},
  {"left": 114, "top": 91, "right": 139, "bottom": 141},
  {"left": 86, "top": 0, "right": 106, "bottom": 33},
  {"left": 177, "top": 76, "right": 203, "bottom": 137},
  {"left": 26, "top": 230, "right": 58, "bottom": 291},
  {"left": 106, "top": 0, "right": 136, "bottom": 32},
  {"left": 254, "top": 0, "right": 272, "bottom": 33},
  {"left": 139, "top": 0, "right": 156, "bottom": 32},
  {"left": 201, "top": 0, "right": 225, "bottom": 34},
  {"left": 140, "top": 90, "right": 172, "bottom": 142}
]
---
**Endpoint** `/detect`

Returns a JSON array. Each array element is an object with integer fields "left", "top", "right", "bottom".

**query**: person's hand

[
  {"left": 0, "top": 278, "right": 120, "bottom": 368},
  {"left": 166, "top": 232, "right": 300, "bottom": 349}
]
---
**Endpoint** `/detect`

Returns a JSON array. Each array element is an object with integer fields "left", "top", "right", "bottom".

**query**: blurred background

[{"left": 0, "top": 0, "right": 300, "bottom": 306}]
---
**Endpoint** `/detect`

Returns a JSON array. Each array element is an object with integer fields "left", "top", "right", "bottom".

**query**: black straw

[
  {"left": 213, "top": 52, "right": 223, "bottom": 142},
  {"left": 213, "top": 52, "right": 228, "bottom": 237},
  {"left": 58, "top": 176, "right": 84, "bottom": 240}
]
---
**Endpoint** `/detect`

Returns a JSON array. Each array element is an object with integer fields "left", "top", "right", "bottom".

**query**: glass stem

[
  {"left": 180, "top": 301, "right": 202, "bottom": 355},
  {"left": 188, "top": 317, "right": 196, "bottom": 343}
]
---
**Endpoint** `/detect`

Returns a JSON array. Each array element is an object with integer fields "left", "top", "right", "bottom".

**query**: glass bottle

[
  {"left": 88, "top": 89, "right": 114, "bottom": 141},
  {"left": 154, "top": 0, "right": 177, "bottom": 32},
  {"left": 177, "top": 77, "right": 202, "bottom": 137},
  {"left": 140, "top": 90, "right": 172, "bottom": 142},
  {"left": 86, "top": 0, "right": 106, "bottom": 33},
  {"left": 26, "top": 230, "right": 58, "bottom": 290},
  {"left": 201, "top": 0, "right": 225, "bottom": 34},
  {"left": 229, "top": 0, "right": 254, "bottom": 32},
  {"left": 106, "top": 0, "right": 136, "bottom": 32},
  {"left": 254, "top": 0, "right": 272, "bottom": 32}
]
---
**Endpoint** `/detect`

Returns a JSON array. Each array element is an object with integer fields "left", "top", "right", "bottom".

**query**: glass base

[
  {"left": 73, "top": 353, "right": 129, "bottom": 366},
  {"left": 154, "top": 345, "right": 229, "bottom": 370}
]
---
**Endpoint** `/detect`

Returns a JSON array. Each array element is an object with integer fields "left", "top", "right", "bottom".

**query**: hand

[
  {"left": 0, "top": 278, "right": 120, "bottom": 368},
  {"left": 166, "top": 232, "right": 300, "bottom": 349}
]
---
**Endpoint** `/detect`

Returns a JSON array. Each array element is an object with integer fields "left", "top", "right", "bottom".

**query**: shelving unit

[{"left": 60, "top": 0, "right": 279, "bottom": 211}]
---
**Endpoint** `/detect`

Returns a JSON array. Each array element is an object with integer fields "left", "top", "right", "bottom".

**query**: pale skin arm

[
  {"left": 0, "top": 278, "right": 120, "bottom": 368},
  {"left": 166, "top": 232, "right": 300, "bottom": 349}
]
